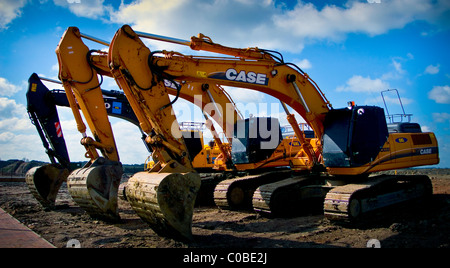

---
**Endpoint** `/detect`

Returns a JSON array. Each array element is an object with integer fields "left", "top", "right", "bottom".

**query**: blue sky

[{"left": 0, "top": 0, "right": 449, "bottom": 167}]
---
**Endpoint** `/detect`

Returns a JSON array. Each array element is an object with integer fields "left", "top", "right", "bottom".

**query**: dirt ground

[{"left": 0, "top": 169, "right": 449, "bottom": 249}]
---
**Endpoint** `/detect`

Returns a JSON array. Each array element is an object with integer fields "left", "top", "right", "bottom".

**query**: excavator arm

[
  {"left": 55, "top": 27, "right": 123, "bottom": 221},
  {"left": 26, "top": 73, "right": 71, "bottom": 208},
  {"left": 108, "top": 25, "right": 201, "bottom": 240},
  {"left": 27, "top": 73, "right": 71, "bottom": 169}
]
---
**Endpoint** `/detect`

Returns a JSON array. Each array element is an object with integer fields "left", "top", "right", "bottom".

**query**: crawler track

[
  {"left": 253, "top": 175, "right": 329, "bottom": 216},
  {"left": 213, "top": 171, "right": 292, "bottom": 210},
  {"left": 324, "top": 175, "right": 433, "bottom": 220}
]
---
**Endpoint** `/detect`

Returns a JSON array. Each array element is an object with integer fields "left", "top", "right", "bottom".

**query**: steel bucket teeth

[
  {"left": 125, "top": 172, "right": 201, "bottom": 241},
  {"left": 67, "top": 158, "right": 122, "bottom": 221},
  {"left": 25, "top": 164, "right": 69, "bottom": 209}
]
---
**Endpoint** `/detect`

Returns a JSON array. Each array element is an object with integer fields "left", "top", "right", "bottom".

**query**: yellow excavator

[
  {"left": 107, "top": 26, "right": 327, "bottom": 240},
  {"left": 107, "top": 25, "right": 438, "bottom": 240}
]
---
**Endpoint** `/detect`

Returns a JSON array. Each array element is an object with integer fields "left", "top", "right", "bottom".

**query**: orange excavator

[{"left": 107, "top": 25, "right": 438, "bottom": 240}]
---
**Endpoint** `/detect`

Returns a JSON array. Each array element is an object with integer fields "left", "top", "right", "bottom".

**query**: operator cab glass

[{"left": 322, "top": 106, "right": 389, "bottom": 167}]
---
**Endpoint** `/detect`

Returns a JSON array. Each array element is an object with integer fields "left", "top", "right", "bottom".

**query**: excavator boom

[
  {"left": 109, "top": 25, "right": 201, "bottom": 240},
  {"left": 55, "top": 27, "right": 123, "bottom": 221},
  {"left": 26, "top": 73, "right": 71, "bottom": 208}
]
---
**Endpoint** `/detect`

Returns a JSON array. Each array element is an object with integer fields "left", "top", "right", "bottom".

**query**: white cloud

[
  {"left": 109, "top": 0, "right": 288, "bottom": 51},
  {"left": 421, "top": 125, "right": 432, "bottom": 133},
  {"left": 392, "top": 59, "right": 405, "bottom": 75},
  {"left": 53, "top": 0, "right": 112, "bottom": 19},
  {"left": 107, "top": 0, "right": 449, "bottom": 53},
  {"left": 433, "top": 112, "right": 450, "bottom": 123},
  {"left": 0, "top": 77, "right": 22, "bottom": 97},
  {"left": 428, "top": 85, "right": 450, "bottom": 104},
  {"left": 336, "top": 75, "right": 390, "bottom": 93},
  {"left": 0, "top": 132, "right": 54, "bottom": 161},
  {"left": 424, "top": 64, "right": 440, "bottom": 75},
  {"left": 45, "top": 0, "right": 450, "bottom": 54},
  {"left": 110, "top": 120, "right": 150, "bottom": 164},
  {"left": 0, "top": 97, "right": 26, "bottom": 119},
  {"left": 374, "top": 95, "right": 413, "bottom": 106},
  {"left": 0, "top": 132, "right": 15, "bottom": 142},
  {"left": 273, "top": 0, "right": 437, "bottom": 41},
  {"left": 0, "top": 118, "right": 33, "bottom": 132},
  {"left": 224, "top": 86, "right": 265, "bottom": 103},
  {"left": 381, "top": 58, "right": 408, "bottom": 80},
  {"left": 295, "top": 59, "right": 312, "bottom": 70},
  {"left": 432, "top": 113, "right": 450, "bottom": 130},
  {"left": 0, "top": 0, "right": 27, "bottom": 29}
]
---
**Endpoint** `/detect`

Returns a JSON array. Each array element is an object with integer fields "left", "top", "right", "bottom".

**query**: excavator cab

[
  {"left": 323, "top": 104, "right": 439, "bottom": 174},
  {"left": 231, "top": 117, "right": 283, "bottom": 164},
  {"left": 323, "top": 106, "right": 389, "bottom": 168},
  {"left": 180, "top": 122, "right": 205, "bottom": 163}
]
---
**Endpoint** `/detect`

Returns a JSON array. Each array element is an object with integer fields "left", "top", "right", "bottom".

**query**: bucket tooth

[
  {"left": 67, "top": 158, "right": 122, "bottom": 221},
  {"left": 25, "top": 164, "right": 69, "bottom": 209},
  {"left": 125, "top": 172, "right": 201, "bottom": 241}
]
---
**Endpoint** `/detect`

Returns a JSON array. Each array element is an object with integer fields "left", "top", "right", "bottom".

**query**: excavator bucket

[
  {"left": 67, "top": 158, "right": 122, "bottom": 221},
  {"left": 125, "top": 172, "right": 201, "bottom": 241},
  {"left": 25, "top": 164, "right": 70, "bottom": 208}
]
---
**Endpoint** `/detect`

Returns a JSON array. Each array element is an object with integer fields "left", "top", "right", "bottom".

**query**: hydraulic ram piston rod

[
  {"left": 135, "top": 31, "right": 191, "bottom": 46},
  {"left": 80, "top": 33, "right": 110, "bottom": 47}
]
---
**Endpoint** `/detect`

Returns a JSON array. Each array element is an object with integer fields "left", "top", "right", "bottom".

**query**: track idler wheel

[
  {"left": 125, "top": 172, "right": 201, "bottom": 241},
  {"left": 67, "top": 158, "right": 123, "bottom": 221},
  {"left": 25, "top": 164, "right": 70, "bottom": 209}
]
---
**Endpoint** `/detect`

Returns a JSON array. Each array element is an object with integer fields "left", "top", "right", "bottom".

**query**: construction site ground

[{"left": 0, "top": 169, "right": 448, "bottom": 249}]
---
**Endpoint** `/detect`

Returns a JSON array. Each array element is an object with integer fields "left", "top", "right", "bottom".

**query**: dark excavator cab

[
  {"left": 322, "top": 106, "right": 389, "bottom": 168},
  {"left": 231, "top": 117, "right": 283, "bottom": 164}
]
